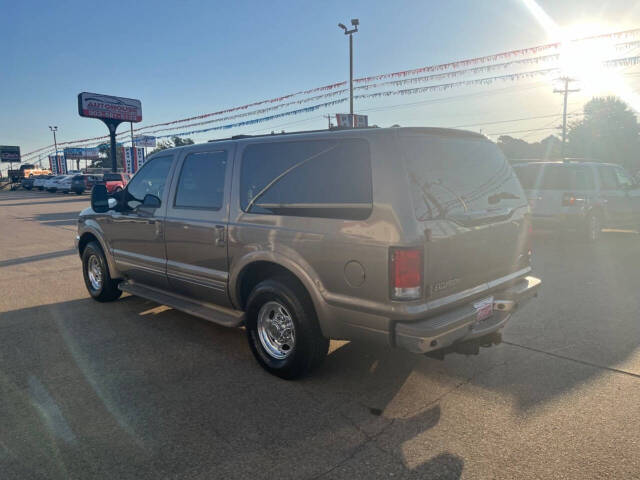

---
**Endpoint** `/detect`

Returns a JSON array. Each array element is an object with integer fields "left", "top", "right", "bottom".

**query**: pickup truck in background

[{"left": 101, "top": 172, "right": 131, "bottom": 193}]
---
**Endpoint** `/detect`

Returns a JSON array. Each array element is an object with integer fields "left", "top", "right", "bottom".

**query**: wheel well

[
  {"left": 237, "top": 261, "right": 309, "bottom": 310},
  {"left": 78, "top": 232, "right": 99, "bottom": 256}
]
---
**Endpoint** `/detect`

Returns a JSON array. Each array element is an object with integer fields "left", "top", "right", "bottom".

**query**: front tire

[
  {"left": 82, "top": 241, "right": 122, "bottom": 302},
  {"left": 246, "top": 277, "right": 329, "bottom": 379}
]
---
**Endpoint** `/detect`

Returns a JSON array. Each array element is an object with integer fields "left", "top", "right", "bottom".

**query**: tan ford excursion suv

[{"left": 76, "top": 127, "right": 540, "bottom": 378}]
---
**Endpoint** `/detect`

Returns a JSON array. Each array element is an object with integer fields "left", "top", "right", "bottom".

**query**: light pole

[
  {"left": 49, "top": 126, "right": 59, "bottom": 172},
  {"left": 338, "top": 19, "right": 359, "bottom": 115}
]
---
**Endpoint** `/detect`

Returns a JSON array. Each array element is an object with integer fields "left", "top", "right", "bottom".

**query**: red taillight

[
  {"left": 562, "top": 192, "right": 577, "bottom": 206},
  {"left": 390, "top": 248, "right": 423, "bottom": 300}
]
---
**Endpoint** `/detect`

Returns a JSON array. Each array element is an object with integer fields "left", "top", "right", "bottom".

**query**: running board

[{"left": 119, "top": 281, "right": 245, "bottom": 328}]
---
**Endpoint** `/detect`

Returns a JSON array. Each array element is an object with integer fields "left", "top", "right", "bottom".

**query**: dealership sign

[
  {"left": 335, "top": 114, "right": 368, "bottom": 128},
  {"left": 78, "top": 92, "right": 142, "bottom": 123},
  {"left": 0, "top": 145, "right": 21, "bottom": 162},
  {"left": 133, "top": 135, "right": 156, "bottom": 148},
  {"left": 63, "top": 147, "right": 100, "bottom": 159}
]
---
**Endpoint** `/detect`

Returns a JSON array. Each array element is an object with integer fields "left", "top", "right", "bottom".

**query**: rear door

[
  {"left": 164, "top": 148, "right": 233, "bottom": 307},
  {"left": 399, "top": 133, "right": 529, "bottom": 300}
]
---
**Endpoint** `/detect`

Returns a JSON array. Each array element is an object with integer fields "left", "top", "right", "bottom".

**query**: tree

[
  {"left": 93, "top": 143, "right": 124, "bottom": 170},
  {"left": 497, "top": 134, "right": 561, "bottom": 161},
  {"left": 149, "top": 136, "right": 195, "bottom": 155},
  {"left": 567, "top": 97, "right": 640, "bottom": 170}
]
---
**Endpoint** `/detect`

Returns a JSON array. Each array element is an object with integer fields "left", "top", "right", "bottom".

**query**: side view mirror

[
  {"left": 142, "top": 194, "right": 161, "bottom": 208},
  {"left": 91, "top": 184, "right": 110, "bottom": 213}
]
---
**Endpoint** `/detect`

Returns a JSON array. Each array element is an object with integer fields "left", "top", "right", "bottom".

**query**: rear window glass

[
  {"left": 400, "top": 134, "right": 525, "bottom": 220},
  {"left": 240, "top": 138, "right": 372, "bottom": 220},
  {"left": 514, "top": 164, "right": 595, "bottom": 190},
  {"left": 103, "top": 173, "right": 122, "bottom": 181}
]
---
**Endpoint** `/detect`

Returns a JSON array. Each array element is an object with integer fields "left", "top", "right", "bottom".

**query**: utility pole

[
  {"left": 554, "top": 77, "right": 579, "bottom": 159},
  {"left": 324, "top": 114, "right": 333, "bottom": 129},
  {"left": 338, "top": 19, "right": 359, "bottom": 115}
]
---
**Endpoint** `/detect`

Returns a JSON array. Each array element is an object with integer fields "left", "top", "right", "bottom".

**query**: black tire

[
  {"left": 585, "top": 213, "right": 601, "bottom": 242},
  {"left": 81, "top": 241, "right": 122, "bottom": 302},
  {"left": 75, "top": 190, "right": 84, "bottom": 195},
  {"left": 246, "top": 277, "right": 329, "bottom": 380}
]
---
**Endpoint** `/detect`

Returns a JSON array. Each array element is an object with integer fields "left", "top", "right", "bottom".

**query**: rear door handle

[{"left": 214, "top": 225, "right": 226, "bottom": 246}]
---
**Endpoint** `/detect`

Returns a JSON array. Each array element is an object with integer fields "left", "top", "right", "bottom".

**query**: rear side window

[
  {"left": 174, "top": 151, "right": 227, "bottom": 210},
  {"left": 614, "top": 167, "right": 635, "bottom": 188},
  {"left": 599, "top": 166, "right": 619, "bottom": 190},
  {"left": 401, "top": 134, "right": 525, "bottom": 220},
  {"left": 240, "top": 138, "right": 372, "bottom": 220}
]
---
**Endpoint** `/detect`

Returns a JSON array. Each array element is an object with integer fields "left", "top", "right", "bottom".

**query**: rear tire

[
  {"left": 82, "top": 241, "right": 122, "bottom": 302},
  {"left": 246, "top": 277, "right": 329, "bottom": 379}
]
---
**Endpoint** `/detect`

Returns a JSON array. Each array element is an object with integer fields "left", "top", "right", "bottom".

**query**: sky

[{"left": 2, "top": 0, "right": 640, "bottom": 172}]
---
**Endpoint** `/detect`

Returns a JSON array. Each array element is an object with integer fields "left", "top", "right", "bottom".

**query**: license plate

[{"left": 473, "top": 296, "right": 494, "bottom": 323}]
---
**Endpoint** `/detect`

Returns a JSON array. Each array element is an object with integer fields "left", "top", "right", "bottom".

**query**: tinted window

[
  {"left": 175, "top": 151, "right": 227, "bottom": 210},
  {"left": 614, "top": 167, "right": 634, "bottom": 188},
  {"left": 598, "top": 166, "right": 619, "bottom": 190},
  {"left": 512, "top": 164, "right": 543, "bottom": 189},
  {"left": 240, "top": 138, "right": 372, "bottom": 219},
  {"left": 103, "top": 173, "right": 122, "bottom": 181},
  {"left": 514, "top": 164, "right": 594, "bottom": 190},
  {"left": 126, "top": 156, "right": 173, "bottom": 202},
  {"left": 401, "top": 134, "right": 525, "bottom": 220}
]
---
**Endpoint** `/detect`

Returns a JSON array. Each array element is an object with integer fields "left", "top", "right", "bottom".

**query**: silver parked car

[
  {"left": 76, "top": 127, "right": 540, "bottom": 378},
  {"left": 512, "top": 160, "right": 640, "bottom": 241}
]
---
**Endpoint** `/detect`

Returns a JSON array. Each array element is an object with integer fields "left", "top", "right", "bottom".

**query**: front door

[
  {"left": 107, "top": 155, "right": 175, "bottom": 289},
  {"left": 164, "top": 148, "right": 232, "bottom": 307}
]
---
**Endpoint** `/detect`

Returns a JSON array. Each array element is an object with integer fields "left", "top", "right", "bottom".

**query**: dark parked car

[
  {"left": 513, "top": 160, "right": 640, "bottom": 241},
  {"left": 71, "top": 174, "right": 103, "bottom": 195},
  {"left": 76, "top": 127, "right": 540, "bottom": 378},
  {"left": 21, "top": 176, "right": 35, "bottom": 190}
]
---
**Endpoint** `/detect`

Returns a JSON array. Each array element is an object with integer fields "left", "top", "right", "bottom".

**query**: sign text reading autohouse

[{"left": 84, "top": 101, "right": 140, "bottom": 121}]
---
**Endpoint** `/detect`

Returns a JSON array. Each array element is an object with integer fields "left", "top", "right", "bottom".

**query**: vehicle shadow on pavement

[
  {"left": 0, "top": 296, "right": 463, "bottom": 479},
  {"left": 0, "top": 249, "right": 76, "bottom": 268},
  {"left": 0, "top": 198, "right": 88, "bottom": 208},
  {"left": 18, "top": 211, "right": 83, "bottom": 228}
]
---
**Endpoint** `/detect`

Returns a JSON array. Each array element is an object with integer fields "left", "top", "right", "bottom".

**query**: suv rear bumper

[{"left": 394, "top": 276, "right": 540, "bottom": 354}]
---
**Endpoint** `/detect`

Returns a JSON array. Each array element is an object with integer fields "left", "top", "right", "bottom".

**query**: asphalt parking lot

[{"left": 1, "top": 190, "right": 640, "bottom": 479}]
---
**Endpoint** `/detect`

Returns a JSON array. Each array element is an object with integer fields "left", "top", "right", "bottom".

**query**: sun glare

[{"left": 521, "top": 0, "right": 640, "bottom": 111}]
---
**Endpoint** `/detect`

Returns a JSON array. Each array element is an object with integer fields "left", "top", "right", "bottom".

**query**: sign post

[{"left": 78, "top": 92, "right": 142, "bottom": 172}]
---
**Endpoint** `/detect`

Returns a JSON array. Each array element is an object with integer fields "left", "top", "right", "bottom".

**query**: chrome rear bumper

[{"left": 395, "top": 276, "right": 541, "bottom": 354}]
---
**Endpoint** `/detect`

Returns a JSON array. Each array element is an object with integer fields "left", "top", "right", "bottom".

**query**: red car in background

[{"left": 102, "top": 173, "right": 131, "bottom": 193}]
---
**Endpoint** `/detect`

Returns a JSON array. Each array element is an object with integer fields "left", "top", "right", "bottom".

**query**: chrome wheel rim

[
  {"left": 87, "top": 255, "right": 103, "bottom": 291},
  {"left": 257, "top": 301, "right": 296, "bottom": 360}
]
